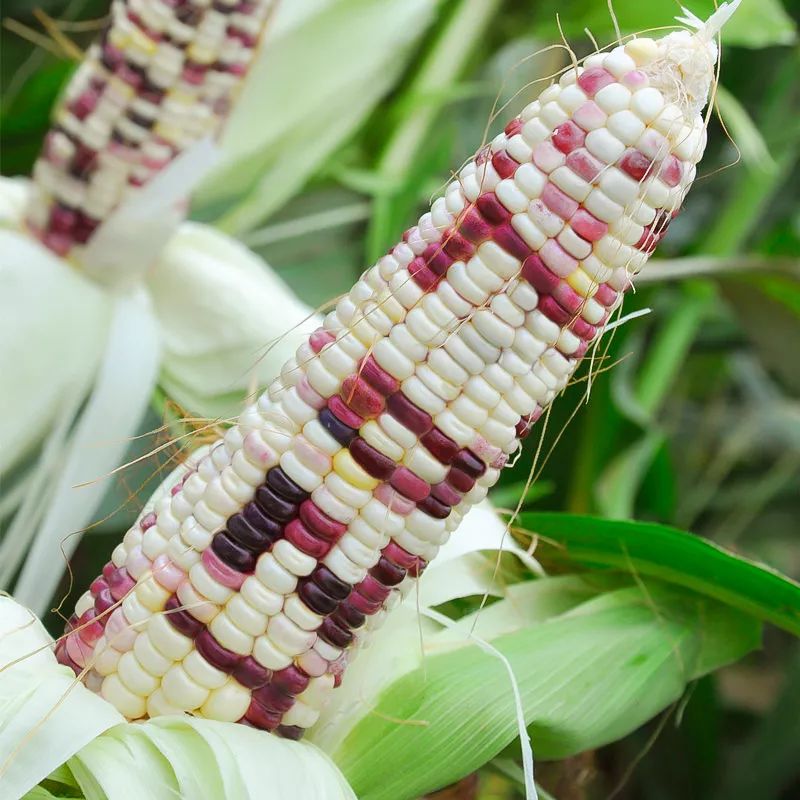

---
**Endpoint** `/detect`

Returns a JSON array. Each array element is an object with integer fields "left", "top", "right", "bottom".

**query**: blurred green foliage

[{"left": 3, "top": 0, "right": 799, "bottom": 797}]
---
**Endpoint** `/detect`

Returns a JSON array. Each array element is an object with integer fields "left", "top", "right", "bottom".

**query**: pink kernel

[
  {"left": 504, "top": 117, "right": 523, "bottom": 137},
  {"left": 476, "top": 193, "right": 511, "bottom": 224},
  {"left": 140, "top": 512, "right": 157, "bottom": 531},
  {"left": 573, "top": 101, "right": 607, "bottom": 132},
  {"left": 409, "top": 257, "right": 440, "bottom": 291},
  {"left": 552, "top": 120, "right": 586, "bottom": 154},
  {"left": 522, "top": 253, "right": 560, "bottom": 293},
  {"left": 595, "top": 283, "right": 618, "bottom": 307},
  {"left": 620, "top": 149, "right": 653, "bottom": 181},
  {"left": 202, "top": 548, "right": 247, "bottom": 589},
  {"left": 659, "top": 155, "right": 683, "bottom": 187},
  {"left": 297, "top": 375, "right": 326, "bottom": 410},
  {"left": 459, "top": 207, "right": 493, "bottom": 243},
  {"left": 566, "top": 149, "right": 604, "bottom": 182},
  {"left": 622, "top": 70, "right": 649, "bottom": 89},
  {"left": 542, "top": 183, "right": 579, "bottom": 220},
  {"left": 492, "top": 150, "right": 520, "bottom": 179},
  {"left": 570, "top": 208, "right": 608, "bottom": 242},
  {"left": 375, "top": 483, "right": 415, "bottom": 516},
  {"left": 310, "top": 328, "right": 335, "bottom": 353},
  {"left": 533, "top": 141, "right": 565, "bottom": 174},
  {"left": 577, "top": 68, "right": 615, "bottom": 96},
  {"left": 570, "top": 316, "right": 598, "bottom": 340},
  {"left": 553, "top": 283, "right": 584, "bottom": 314},
  {"left": 442, "top": 230, "right": 475, "bottom": 261},
  {"left": 76, "top": 609, "right": 104, "bottom": 645},
  {"left": 66, "top": 633, "right": 94, "bottom": 667},
  {"left": 539, "top": 239, "right": 578, "bottom": 278},
  {"left": 390, "top": 467, "right": 430, "bottom": 503},
  {"left": 494, "top": 222, "right": 533, "bottom": 261},
  {"left": 423, "top": 242, "right": 453, "bottom": 276},
  {"left": 152, "top": 554, "right": 184, "bottom": 592}
]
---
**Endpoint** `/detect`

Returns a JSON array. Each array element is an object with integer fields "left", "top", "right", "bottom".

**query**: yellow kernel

[{"left": 332, "top": 450, "right": 378, "bottom": 491}]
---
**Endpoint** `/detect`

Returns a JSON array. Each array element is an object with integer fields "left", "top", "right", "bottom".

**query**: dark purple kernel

[
  {"left": 334, "top": 602, "right": 365, "bottom": 630},
  {"left": 254, "top": 485, "right": 297, "bottom": 522},
  {"left": 420, "top": 428, "right": 459, "bottom": 464},
  {"left": 386, "top": 393, "right": 433, "bottom": 436},
  {"left": 447, "top": 467, "right": 475, "bottom": 493},
  {"left": 267, "top": 467, "right": 309, "bottom": 503},
  {"left": 243, "top": 500, "right": 287, "bottom": 536},
  {"left": 252, "top": 684, "right": 295, "bottom": 713},
  {"left": 227, "top": 513, "right": 280, "bottom": 551},
  {"left": 164, "top": 594, "right": 204, "bottom": 638},
  {"left": 319, "top": 617, "right": 354, "bottom": 648},
  {"left": 196, "top": 630, "right": 242, "bottom": 673},
  {"left": 211, "top": 532, "right": 257, "bottom": 572},
  {"left": 418, "top": 495, "right": 452, "bottom": 519},
  {"left": 233, "top": 656, "right": 272, "bottom": 689},
  {"left": 370, "top": 556, "right": 406, "bottom": 587},
  {"left": 298, "top": 580, "right": 340, "bottom": 615},
  {"left": 318, "top": 407, "right": 358, "bottom": 446},
  {"left": 276, "top": 725, "right": 305, "bottom": 741},
  {"left": 312, "top": 566, "right": 351, "bottom": 600},
  {"left": 453, "top": 449, "right": 486, "bottom": 478},
  {"left": 271, "top": 666, "right": 310, "bottom": 695},
  {"left": 349, "top": 438, "right": 396, "bottom": 481}
]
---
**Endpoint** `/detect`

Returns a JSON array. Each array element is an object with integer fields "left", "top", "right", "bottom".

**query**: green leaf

[
  {"left": 520, "top": 512, "right": 800, "bottom": 636},
  {"left": 336, "top": 577, "right": 759, "bottom": 800},
  {"left": 714, "top": 85, "right": 776, "bottom": 174},
  {"left": 532, "top": 0, "right": 796, "bottom": 49},
  {"left": 721, "top": 272, "right": 800, "bottom": 393},
  {"left": 595, "top": 430, "right": 666, "bottom": 519}
]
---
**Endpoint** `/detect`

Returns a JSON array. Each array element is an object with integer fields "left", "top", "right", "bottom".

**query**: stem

[{"left": 376, "top": 0, "right": 502, "bottom": 184}]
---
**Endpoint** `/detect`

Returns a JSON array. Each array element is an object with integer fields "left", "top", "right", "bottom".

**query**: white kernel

[
  {"left": 550, "top": 165, "right": 591, "bottom": 202},
  {"left": 495, "top": 178, "right": 530, "bottom": 213},
  {"left": 594, "top": 83, "right": 632, "bottom": 114},
  {"left": 253, "top": 635, "right": 292, "bottom": 671},
  {"left": 585, "top": 128, "right": 626, "bottom": 164},
  {"left": 514, "top": 162, "right": 546, "bottom": 198},
  {"left": 521, "top": 117, "right": 551, "bottom": 147},
  {"left": 583, "top": 189, "right": 624, "bottom": 224},
  {"left": 557, "top": 83, "right": 587, "bottom": 113},
  {"left": 273, "top": 539, "right": 317, "bottom": 577},
  {"left": 540, "top": 100, "right": 568, "bottom": 129},
  {"left": 558, "top": 227, "right": 592, "bottom": 259},
  {"left": 607, "top": 110, "right": 646, "bottom": 145},
  {"left": 506, "top": 133, "right": 533, "bottom": 163},
  {"left": 201, "top": 680, "right": 250, "bottom": 722},
  {"left": 603, "top": 48, "right": 637, "bottom": 78},
  {"left": 599, "top": 168, "right": 641, "bottom": 205},
  {"left": 631, "top": 87, "right": 665, "bottom": 122}
]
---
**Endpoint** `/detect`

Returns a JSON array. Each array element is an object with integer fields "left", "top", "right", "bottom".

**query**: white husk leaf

[
  {"left": 195, "top": 0, "right": 441, "bottom": 233},
  {"left": 0, "top": 595, "right": 123, "bottom": 800},
  {"left": 1, "top": 502, "right": 533, "bottom": 798}
]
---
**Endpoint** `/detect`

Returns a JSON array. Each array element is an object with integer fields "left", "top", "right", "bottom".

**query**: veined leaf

[
  {"left": 335, "top": 577, "right": 759, "bottom": 800},
  {"left": 520, "top": 512, "right": 800, "bottom": 636}
]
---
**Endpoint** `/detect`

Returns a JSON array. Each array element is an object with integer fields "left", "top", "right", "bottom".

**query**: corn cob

[
  {"left": 57, "top": 8, "right": 731, "bottom": 739},
  {"left": 25, "top": 0, "right": 276, "bottom": 260}
]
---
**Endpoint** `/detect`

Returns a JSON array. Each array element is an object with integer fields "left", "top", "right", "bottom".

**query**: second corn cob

[
  {"left": 26, "top": 0, "right": 276, "bottom": 260},
  {"left": 57, "top": 4, "right": 734, "bottom": 740}
]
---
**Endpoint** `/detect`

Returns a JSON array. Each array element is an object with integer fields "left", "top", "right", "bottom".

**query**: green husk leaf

[
  {"left": 335, "top": 577, "right": 759, "bottom": 800},
  {"left": 520, "top": 513, "right": 800, "bottom": 635}
]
